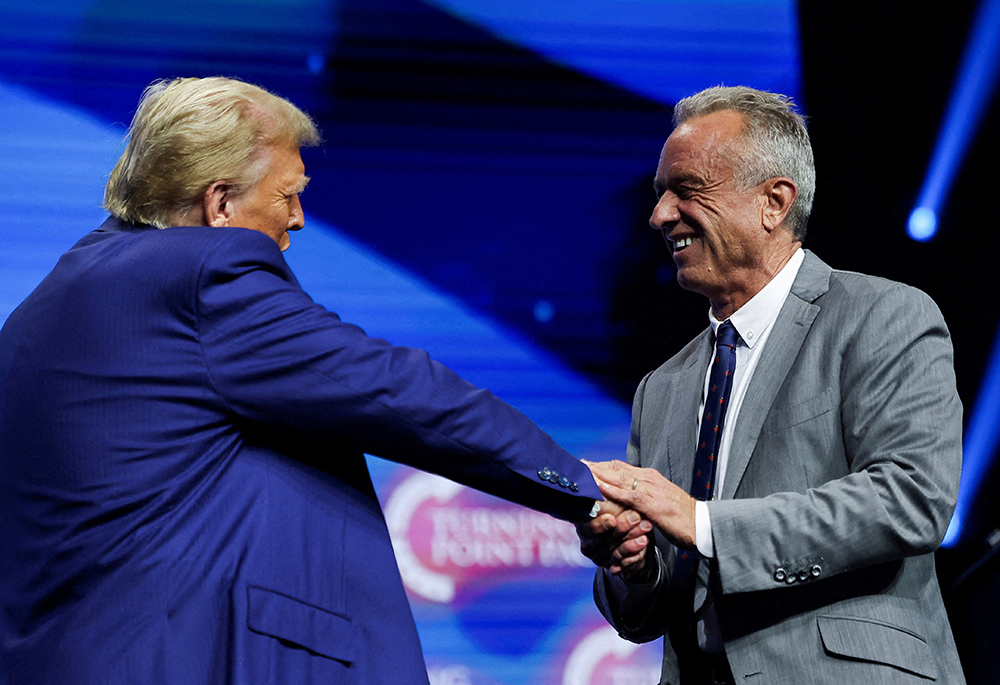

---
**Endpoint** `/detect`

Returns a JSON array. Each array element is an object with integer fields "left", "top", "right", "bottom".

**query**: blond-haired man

[{"left": 0, "top": 77, "right": 603, "bottom": 684}]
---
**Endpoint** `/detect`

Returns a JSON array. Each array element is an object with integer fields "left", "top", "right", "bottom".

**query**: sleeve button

[
  {"left": 773, "top": 568, "right": 787, "bottom": 583},
  {"left": 811, "top": 564, "right": 822, "bottom": 577}
]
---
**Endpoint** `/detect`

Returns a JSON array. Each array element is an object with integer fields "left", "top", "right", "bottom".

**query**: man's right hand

[{"left": 576, "top": 500, "right": 655, "bottom": 581}]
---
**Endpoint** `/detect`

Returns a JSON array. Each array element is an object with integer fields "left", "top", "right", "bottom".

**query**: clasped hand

[{"left": 576, "top": 460, "right": 697, "bottom": 581}]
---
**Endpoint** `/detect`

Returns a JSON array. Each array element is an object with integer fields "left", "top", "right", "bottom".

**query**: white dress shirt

[
  {"left": 694, "top": 248, "right": 804, "bottom": 557},
  {"left": 603, "top": 249, "right": 805, "bottom": 648},
  {"left": 690, "top": 248, "right": 804, "bottom": 651},
  {"left": 694, "top": 248, "right": 805, "bottom": 558}
]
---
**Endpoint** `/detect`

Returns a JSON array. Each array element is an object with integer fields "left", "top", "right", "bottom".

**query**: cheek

[{"left": 268, "top": 202, "right": 290, "bottom": 225}]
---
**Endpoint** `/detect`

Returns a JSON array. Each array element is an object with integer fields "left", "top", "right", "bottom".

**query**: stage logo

[
  {"left": 560, "top": 625, "right": 661, "bottom": 685},
  {"left": 384, "top": 470, "right": 589, "bottom": 602}
]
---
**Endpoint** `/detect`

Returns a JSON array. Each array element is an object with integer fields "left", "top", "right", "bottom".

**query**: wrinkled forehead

[{"left": 657, "top": 110, "right": 743, "bottom": 175}]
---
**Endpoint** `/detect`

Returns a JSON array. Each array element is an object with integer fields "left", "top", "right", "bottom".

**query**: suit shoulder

[
  {"left": 51, "top": 224, "right": 292, "bottom": 316},
  {"left": 825, "top": 268, "right": 939, "bottom": 311},
  {"left": 121, "top": 226, "right": 292, "bottom": 287},
  {"left": 819, "top": 267, "right": 946, "bottom": 335},
  {"left": 134, "top": 225, "right": 281, "bottom": 262},
  {"left": 828, "top": 267, "right": 909, "bottom": 293}
]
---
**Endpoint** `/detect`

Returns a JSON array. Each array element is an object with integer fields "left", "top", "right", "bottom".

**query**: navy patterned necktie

[{"left": 668, "top": 320, "right": 739, "bottom": 655}]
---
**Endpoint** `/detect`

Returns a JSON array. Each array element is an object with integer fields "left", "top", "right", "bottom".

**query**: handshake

[{"left": 576, "top": 460, "right": 698, "bottom": 583}]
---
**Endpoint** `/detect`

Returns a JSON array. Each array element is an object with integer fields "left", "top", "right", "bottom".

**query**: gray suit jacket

[{"left": 595, "top": 251, "right": 965, "bottom": 684}]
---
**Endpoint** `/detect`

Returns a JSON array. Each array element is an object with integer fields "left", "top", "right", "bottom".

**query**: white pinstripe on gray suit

[{"left": 595, "top": 250, "right": 966, "bottom": 684}]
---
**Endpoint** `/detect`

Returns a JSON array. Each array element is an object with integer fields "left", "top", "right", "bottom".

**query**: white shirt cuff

[
  {"left": 695, "top": 500, "right": 715, "bottom": 558},
  {"left": 588, "top": 500, "right": 602, "bottom": 518}
]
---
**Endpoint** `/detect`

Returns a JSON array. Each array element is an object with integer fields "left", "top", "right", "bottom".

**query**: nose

[
  {"left": 288, "top": 194, "right": 305, "bottom": 231},
  {"left": 649, "top": 191, "right": 679, "bottom": 231}
]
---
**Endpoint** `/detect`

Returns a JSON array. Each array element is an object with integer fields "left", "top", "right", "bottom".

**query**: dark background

[{"left": 797, "top": 2, "right": 1000, "bottom": 680}]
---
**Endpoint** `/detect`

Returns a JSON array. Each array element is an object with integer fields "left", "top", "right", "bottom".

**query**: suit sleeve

[
  {"left": 593, "top": 371, "right": 674, "bottom": 642},
  {"left": 708, "top": 283, "right": 962, "bottom": 595},
  {"left": 193, "top": 229, "right": 600, "bottom": 522}
]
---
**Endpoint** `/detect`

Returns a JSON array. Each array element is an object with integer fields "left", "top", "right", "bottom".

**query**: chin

[
  {"left": 675, "top": 270, "right": 712, "bottom": 297},
  {"left": 674, "top": 269, "right": 697, "bottom": 291}
]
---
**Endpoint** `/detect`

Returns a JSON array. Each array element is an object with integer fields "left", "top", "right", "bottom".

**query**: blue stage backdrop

[{"left": 0, "top": 1, "right": 801, "bottom": 682}]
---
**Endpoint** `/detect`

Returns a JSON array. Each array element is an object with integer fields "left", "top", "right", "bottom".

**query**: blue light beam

[
  {"left": 907, "top": 207, "right": 937, "bottom": 242},
  {"left": 935, "top": 0, "right": 1000, "bottom": 545},
  {"left": 944, "top": 314, "right": 1000, "bottom": 546},
  {"left": 907, "top": 0, "right": 1000, "bottom": 242}
]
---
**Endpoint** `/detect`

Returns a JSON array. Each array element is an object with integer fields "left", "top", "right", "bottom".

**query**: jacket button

[
  {"left": 811, "top": 564, "right": 822, "bottom": 577},
  {"left": 558, "top": 476, "right": 571, "bottom": 488},
  {"left": 798, "top": 569, "right": 810, "bottom": 582},
  {"left": 569, "top": 482, "right": 579, "bottom": 492},
  {"left": 538, "top": 468, "right": 551, "bottom": 481},
  {"left": 773, "top": 568, "right": 787, "bottom": 583}
]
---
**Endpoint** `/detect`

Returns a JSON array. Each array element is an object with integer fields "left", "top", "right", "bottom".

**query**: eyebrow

[
  {"left": 654, "top": 170, "right": 707, "bottom": 196},
  {"left": 295, "top": 176, "right": 311, "bottom": 194}
]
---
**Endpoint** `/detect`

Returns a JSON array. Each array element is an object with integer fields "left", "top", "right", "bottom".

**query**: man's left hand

[{"left": 585, "top": 460, "right": 698, "bottom": 551}]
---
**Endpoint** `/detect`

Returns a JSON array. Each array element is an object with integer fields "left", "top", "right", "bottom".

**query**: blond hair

[{"left": 104, "top": 77, "right": 321, "bottom": 228}]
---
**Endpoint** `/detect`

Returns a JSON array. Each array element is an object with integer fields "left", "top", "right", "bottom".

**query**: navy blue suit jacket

[{"left": 0, "top": 218, "right": 600, "bottom": 683}]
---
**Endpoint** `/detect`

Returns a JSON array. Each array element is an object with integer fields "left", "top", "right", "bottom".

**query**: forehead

[
  {"left": 657, "top": 110, "right": 744, "bottom": 178},
  {"left": 260, "top": 144, "right": 305, "bottom": 184}
]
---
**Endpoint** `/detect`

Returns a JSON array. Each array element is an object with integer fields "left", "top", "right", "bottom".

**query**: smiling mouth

[{"left": 673, "top": 236, "right": 695, "bottom": 252}]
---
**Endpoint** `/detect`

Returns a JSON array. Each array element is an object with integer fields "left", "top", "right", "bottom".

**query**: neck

[{"left": 709, "top": 242, "right": 800, "bottom": 320}]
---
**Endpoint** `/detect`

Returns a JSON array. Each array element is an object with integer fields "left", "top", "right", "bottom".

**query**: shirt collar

[{"left": 709, "top": 248, "right": 805, "bottom": 348}]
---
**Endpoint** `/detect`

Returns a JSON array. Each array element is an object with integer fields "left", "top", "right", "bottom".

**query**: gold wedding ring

[{"left": 631, "top": 477, "right": 638, "bottom": 491}]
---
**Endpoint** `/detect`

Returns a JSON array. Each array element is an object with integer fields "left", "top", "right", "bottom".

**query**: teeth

[{"left": 674, "top": 237, "right": 694, "bottom": 249}]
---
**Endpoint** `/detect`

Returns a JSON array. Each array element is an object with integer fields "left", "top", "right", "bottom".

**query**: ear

[
  {"left": 761, "top": 178, "right": 798, "bottom": 232},
  {"left": 203, "top": 180, "right": 234, "bottom": 228}
]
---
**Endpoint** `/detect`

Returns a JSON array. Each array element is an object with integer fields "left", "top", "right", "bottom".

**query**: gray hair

[
  {"left": 673, "top": 86, "right": 815, "bottom": 240},
  {"left": 104, "top": 77, "right": 321, "bottom": 229}
]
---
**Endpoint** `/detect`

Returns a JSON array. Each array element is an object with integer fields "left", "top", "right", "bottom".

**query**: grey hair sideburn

[
  {"left": 673, "top": 86, "right": 815, "bottom": 240},
  {"left": 104, "top": 77, "right": 321, "bottom": 229}
]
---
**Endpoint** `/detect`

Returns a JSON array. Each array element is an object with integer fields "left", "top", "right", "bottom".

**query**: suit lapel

[
  {"left": 664, "top": 332, "right": 714, "bottom": 489},
  {"left": 721, "top": 251, "right": 831, "bottom": 499}
]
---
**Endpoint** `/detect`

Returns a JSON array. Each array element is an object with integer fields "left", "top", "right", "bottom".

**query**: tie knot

[{"left": 716, "top": 321, "right": 739, "bottom": 350}]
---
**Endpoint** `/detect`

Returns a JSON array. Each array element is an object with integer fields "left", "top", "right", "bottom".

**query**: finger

[
  {"left": 595, "top": 498, "right": 627, "bottom": 518},
  {"left": 601, "top": 509, "right": 649, "bottom": 540},
  {"left": 609, "top": 547, "right": 648, "bottom": 577},
  {"left": 599, "top": 465, "right": 647, "bottom": 496},
  {"left": 618, "top": 550, "right": 647, "bottom": 572},
  {"left": 575, "top": 512, "right": 618, "bottom": 539},
  {"left": 586, "top": 460, "right": 634, "bottom": 486},
  {"left": 619, "top": 555, "right": 654, "bottom": 582},
  {"left": 619, "top": 541, "right": 656, "bottom": 580},
  {"left": 613, "top": 534, "right": 649, "bottom": 561},
  {"left": 596, "top": 478, "right": 639, "bottom": 508},
  {"left": 614, "top": 509, "right": 651, "bottom": 536}
]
